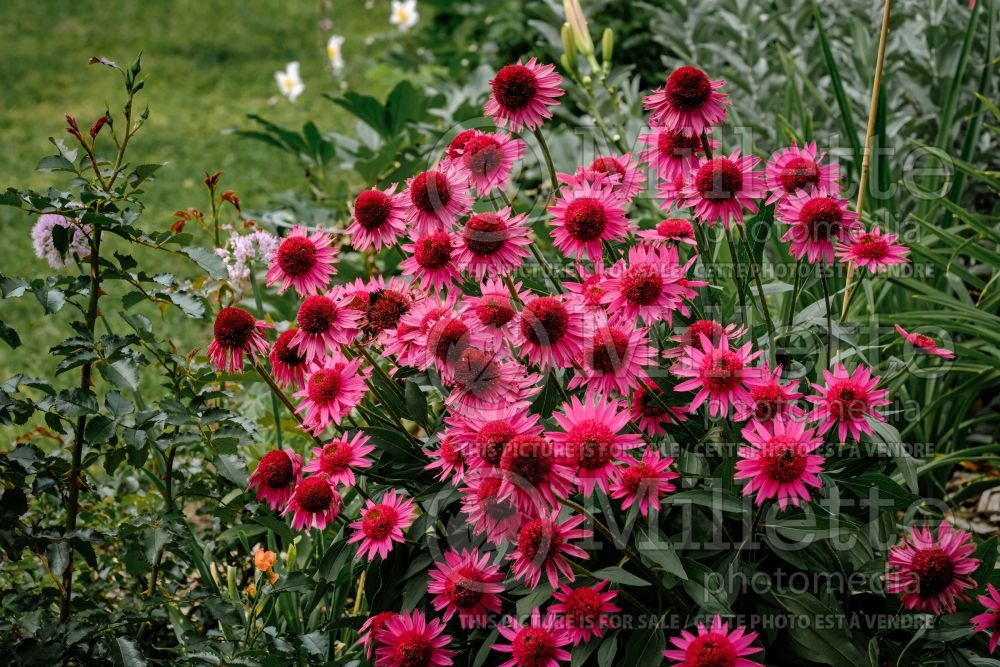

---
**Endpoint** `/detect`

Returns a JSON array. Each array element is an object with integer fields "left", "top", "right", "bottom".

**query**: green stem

[
  {"left": 820, "top": 268, "right": 833, "bottom": 367},
  {"left": 784, "top": 260, "right": 802, "bottom": 330},
  {"left": 249, "top": 269, "right": 283, "bottom": 451},
  {"left": 532, "top": 127, "right": 559, "bottom": 195},
  {"left": 740, "top": 231, "right": 776, "bottom": 347},
  {"left": 693, "top": 224, "right": 717, "bottom": 310},
  {"left": 724, "top": 226, "right": 747, "bottom": 317}
]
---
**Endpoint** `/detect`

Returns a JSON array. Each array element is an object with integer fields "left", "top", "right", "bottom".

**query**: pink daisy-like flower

[
  {"left": 303, "top": 431, "right": 374, "bottom": 487},
  {"left": 485, "top": 58, "right": 564, "bottom": 132},
  {"left": 401, "top": 230, "right": 462, "bottom": 292},
  {"left": 374, "top": 610, "right": 454, "bottom": 667},
  {"left": 837, "top": 225, "right": 910, "bottom": 274},
  {"left": 564, "top": 263, "right": 609, "bottom": 316},
  {"left": 672, "top": 333, "right": 762, "bottom": 418},
  {"left": 679, "top": 152, "right": 764, "bottom": 229},
  {"left": 550, "top": 581, "right": 621, "bottom": 645},
  {"left": 403, "top": 166, "right": 473, "bottom": 236},
  {"left": 569, "top": 323, "right": 655, "bottom": 396},
  {"left": 294, "top": 354, "right": 371, "bottom": 434},
  {"left": 972, "top": 583, "right": 1000, "bottom": 654},
  {"left": 248, "top": 449, "right": 303, "bottom": 511},
  {"left": 777, "top": 189, "right": 860, "bottom": 263},
  {"left": 763, "top": 141, "right": 841, "bottom": 204},
  {"left": 548, "top": 393, "right": 643, "bottom": 496},
  {"left": 609, "top": 448, "right": 678, "bottom": 517},
  {"left": 806, "top": 363, "right": 890, "bottom": 443},
  {"left": 560, "top": 154, "right": 645, "bottom": 202},
  {"left": 290, "top": 293, "right": 362, "bottom": 360},
  {"left": 664, "top": 615, "right": 763, "bottom": 667},
  {"left": 639, "top": 126, "right": 715, "bottom": 181},
  {"left": 494, "top": 608, "right": 572, "bottom": 667},
  {"left": 282, "top": 474, "right": 343, "bottom": 531},
  {"left": 460, "top": 473, "right": 523, "bottom": 544},
  {"left": 657, "top": 172, "right": 688, "bottom": 209},
  {"left": 517, "top": 296, "right": 584, "bottom": 369},
  {"left": 384, "top": 293, "right": 458, "bottom": 370},
  {"left": 735, "top": 417, "right": 825, "bottom": 510},
  {"left": 644, "top": 65, "right": 729, "bottom": 134},
  {"left": 499, "top": 433, "right": 576, "bottom": 511},
  {"left": 265, "top": 225, "right": 337, "bottom": 295},
  {"left": 462, "top": 277, "right": 529, "bottom": 347},
  {"left": 601, "top": 244, "right": 692, "bottom": 326},
  {"left": 629, "top": 378, "right": 689, "bottom": 437},
  {"left": 421, "top": 310, "right": 485, "bottom": 376},
  {"left": 348, "top": 185, "right": 408, "bottom": 251},
  {"left": 637, "top": 218, "right": 698, "bottom": 247},
  {"left": 449, "top": 409, "right": 545, "bottom": 470},
  {"left": 338, "top": 275, "right": 419, "bottom": 347},
  {"left": 734, "top": 363, "right": 804, "bottom": 423},
  {"left": 425, "top": 434, "right": 467, "bottom": 485},
  {"left": 446, "top": 346, "right": 541, "bottom": 419},
  {"left": 887, "top": 521, "right": 980, "bottom": 614},
  {"left": 442, "top": 129, "right": 480, "bottom": 166},
  {"left": 895, "top": 325, "right": 955, "bottom": 360},
  {"left": 269, "top": 328, "right": 309, "bottom": 388},
  {"left": 663, "top": 320, "right": 746, "bottom": 359},
  {"left": 508, "top": 510, "right": 590, "bottom": 589},
  {"left": 360, "top": 611, "right": 398, "bottom": 661},
  {"left": 427, "top": 548, "right": 505, "bottom": 629},
  {"left": 549, "top": 179, "right": 630, "bottom": 261},
  {"left": 455, "top": 131, "right": 525, "bottom": 194},
  {"left": 208, "top": 307, "right": 269, "bottom": 373},
  {"left": 347, "top": 489, "right": 418, "bottom": 560},
  {"left": 453, "top": 208, "right": 532, "bottom": 278}
]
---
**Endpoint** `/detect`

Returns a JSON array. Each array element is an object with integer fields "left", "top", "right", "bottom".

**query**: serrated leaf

[
  {"left": 168, "top": 291, "right": 205, "bottom": 318},
  {"left": 111, "top": 636, "right": 146, "bottom": 667},
  {"left": 99, "top": 358, "right": 140, "bottom": 391},
  {"left": 181, "top": 247, "right": 227, "bottom": 279},
  {"left": 84, "top": 415, "right": 116, "bottom": 443},
  {"left": 0, "top": 321, "right": 20, "bottom": 349},
  {"left": 36, "top": 154, "right": 76, "bottom": 172}
]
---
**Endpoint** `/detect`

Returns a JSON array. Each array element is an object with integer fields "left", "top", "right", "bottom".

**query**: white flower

[
  {"left": 390, "top": 0, "right": 418, "bottom": 32},
  {"left": 326, "top": 35, "right": 345, "bottom": 73},
  {"left": 275, "top": 61, "right": 304, "bottom": 102}
]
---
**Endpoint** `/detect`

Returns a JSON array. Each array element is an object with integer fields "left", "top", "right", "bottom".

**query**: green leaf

[
  {"left": 181, "top": 247, "right": 227, "bottom": 279},
  {"left": 571, "top": 639, "right": 599, "bottom": 667},
  {"left": 362, "top": 425, "right": 423, "bottom": 462},
  {"left": 637, "top": 527, "right": 687, "bottom": 580},
  {"left": 299, "top": 630, "right": 328, "bottom": 657},
  {"left": 597, "top": 634, "right": 618, "bottom": 667},
  {"left": 404, "top": 380, "right": 428, "bottom": 427},
  {"left": 54, "top": 388, "right": 98, "bottom": 417},
  {"left": 36, "top": 154, "right": 76, "bottom": 172},
  {"left": 168, "top": 291, "right": 205, "bottom": 318},
  {"left": 0, "top": 321, "right": 20, "bottom": 349},
  {"left": 214, "top": 454, "right": 248, "bottom": 488},
  {"left": 84, "top": 415, "right": 115, "bottom": 443},
  {"left": 327, "top": 91, "right": 390, "bottom": 137},
  {"left": 588, "top": 566, "right": 650, "bottom": 587},
  {"left": 772, "top": 589, "right": 867, "bottom": 667},
  {"left": 98, "top": 358, "right": 140, "bottom": 391},
  {"left": 622, "top": 628, "right": 664, "bottom": 667},
  {"left": 111, "top": 636, "right": 147, "bottom": 667},
  {"left": 530, "top": 372, "right": 562, "bottom": 419},
  {"left": 835, "top": 473, "right": 919, "bottom": 510},
  {"left": 810, "top": 0, "right": 862, "bottom": 174},
  {"left": 128, "top": 163, "right": 164, "bottom": 188}
]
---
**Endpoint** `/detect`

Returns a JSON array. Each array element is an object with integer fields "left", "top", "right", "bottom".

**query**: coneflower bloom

[
  {"left": 499, "top": 434, "right": 576, "bottom": 511},
  {"left": 401, "top": 231, "right": 462, "bottom": 292},
  {"left": 656, "top": 172, "right": 687, "bottom": 209},
  {"left": 303, "top": 432, "right": 374, "bottom": 487},
  {"left": 602, "top": 244, "right": 686, "bottom": 326},
  {"left": 639, "top": 126, "right": 715, "bottom": 181},
  {"left": 971, "top": 584, "right": 1000, "bottom": 654},
  {"left": 282, "top": 474, "right": 343, "bottom": 531},
  {"left": 269, "top": 328, "right": 309, "bottom": 387},
  {"left": 248, "top": 449, "right": 303, "bottom": 510},
  {"left": 560, "top": 154, "right": 645, "bottom": 202},
  {"left": 735, "top": 417, "right": 825, "bottom": 509},
  {"left": 518, "top": 296, "right": 584, "bottom": 369},
  {"left": 568, "top": 323, "right": 655, "bottom": 396},
  {"left": 425, "top": 434, "right": 467, "bottom": 485},
  {"left": 644, "top": 65, "right": 729, "bottom": 134},
  {"left": 806, "top": 363, "right": 890, "bottom": 443},
  {"left": 549, "top": 179, "right": 630, "bottom": 261},
  {"left": 663, "top": 320, "right": 746, "bottom": 359},
  {"left": 664, "top": 615, "right": 763, "bottom": 667},
  {"left": 672, "top": 333, "right": 762, "bottom": 418},
  {"left": 564, "top": 263, "right": 609, "bottom": 315},
  {"left": 342, "top": 275, "right": 418, "bottom": 346},
  {"left": 550, "top": 582, "right": 621, "bottom": 645},
  {"left": 427, "top": 548, "right": 505, "bottom": 629},
  {"left": 208, "top": 307, "right": 269, "bottom": 373},
  {"left": 359, "top": 611, "right": 398, "bottom": 662},
  {"left": 348, "top": 489, "right": 418, "bottom": 560},
  {"left": 837, "top": 225, "right": 910, "bottom": 274},
  {"left": 442, "top": 129, "right": 480, "bottom": 166},
  {"left": 450, "top": 409, "right": 545, "bottom": 470},
  {"left": 265, "top": 225, "right": 337, "bottom": 295},
  {"left": 421, "top": 311, "right": 482, "bottom": 375},
  {"left": 494, "top": 609, "right": 572, "bottom": 667},
  {"left": 895, "top": 325, "right": 955, "bottom": 360},
  {"left": 508, "top": 510, "right": 590, "bottom": 589},
  {"left": 290, "top": 294, "right": 361, "bottom": 360},
  {"left": 609, "top": 448, "right": 678, "bottom": 517},
  {"left": 630, "top": 378, "right": 689, "bottom": 437},
  {"left": 446, "top": 346, "right": 541, "bottom": 419},
  {"left": 384, "top": 294, "right": 458, "bottom": 369},
  {"left": 462, "top": 277, "right": 529, "bottom": 347},
  {"left": 735, "top": 363, "right": 804, "bottom": 423},
  {"left": 763, "top": 141, "right": 841, "bottom": 204},
  {"left": 403, "top": 166, "right": 473, "bottom": 235},
  {"left": 485, "top": 58, "right": 564, "bottom": 132},
  {"left": 460, "top": 474, "right": 522, "bottom": 544},
  {"left": 777, "top": 189, "right": 860, "bottom": 264},
  {"left": 294, "top": 355, "right": 371, "bottom": 434},
  {"left": 453, "top": 209, "right": 532, "bottom": 278},
  {"left": 456, "top": 131, "right": 525, "bottom": 194},
  {"left": 887, "top": 521, "right": 980, "bottom": 614},
  {"left": 637, "top": 218, "right": 698, "bottom": 246},
  {"left": 348, "top": 185, "right": 407, "bottom": 251},
  {"left": 679, "top": 152, "right": 763, "bottom": 228},
  {"left": 374, "top": 610, "right": 455, "bottom": 667}
]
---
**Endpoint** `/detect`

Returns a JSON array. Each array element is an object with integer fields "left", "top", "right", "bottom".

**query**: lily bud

[
  {"left": 562, "top": 0, "right": 594, "bottom": 56},
  {"left": 601, "top": 28, "right": 614, "bottom": 65},
  {"left": 561, "top": 22, "right": 577, "bottom": 64}
]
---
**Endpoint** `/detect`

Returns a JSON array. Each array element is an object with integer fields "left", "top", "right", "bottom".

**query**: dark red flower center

[
  {"left": 362, "top": 504, "right": 398, "bottom": 540},
  {"left": 438, "top": 437, "right": 465, "bottom": 467},
  {"left": 657, "top": 218, "right": 694, "bottom": 239},
  {"left": 580, "top": 274, "right": 605, "bottom": 307},
  {"left": 414, "top": 231, "right": 453, "bottom": 269},
  {"left": 298, "top": 295, "right": 338, "bottom": 334},
  {"left": 295, "top": 476, "right": 334, "bottom": 512},
  {"left": 319, "top": 441, "right": 353, "bottom": 473},
  {"left": 912, "top": 334, "right": 937, "bottom": 350},
  {"left": 564, "top": 197, "right": 608, "bottom": 242},
  {"left": 475, "top": 295, "right": 515, "bottom": 328},
  {"left": 477, "top": 420, "right": 518, "bottom": 466},
  {"left": 750, "top": 383, "right": 787, "bottom": 421},
  {"left": 452, "top": 348, "right": 501, "bottom": 396},
  {"left": 410, "top": 171, "right": 452, "bottom": 213},
  {"left": 621, "top": 463, "right": 659, "bottom": 496},
  {"left": 567, "top": 419, "right": 616, "bottom": 471},
  {"left": 700, "top": 349, "right": 743, "bottom": 392},
  {"left": 492, "top": 64, "right": 538, "bottom": 111},
  {"left": 393, "top": 630, "right": 433, "bottom": 667},
  {"left": 590, "top": 157, "right": 625, "bottom": 178},
  {"left": 273, "top": 329, "right": 308, "bottom": 367},
  {"left": 429, "top": 317, "right": 471, "bottom": 363},
  {"left": 683, "top": 320, "right": 726, "bottom": 347},
  {"left": 799, "top": 197, "right": 844, "bottom": 241},
  {"left": 307, "top": 368, "right": 343, "bottom": 404},
  {"left": 512, "top": 626, "right": 557, "bottom": 667},
  {"left": 589, "top": 326, "right": 631, "bottom": 373},
  {"left": 447, "top": 129, "right": 478, "bottom": 160},
  {"left": 658, "top": 129, "right": 703, "bottom": 159},
  {"left": 354, "top": 189, "right": 393, "bottom": 230},
  {"left": 561, "top": 587, "right": 604, "bottom": 628},
  {"left": 635, "top": 383, "right": 666, "bottom": 418},
  {"left": 761, "top": 436, "right": 808, "bottom": 484},
  {"left": 826, "top": 380, "right": 868, "bottom": 422},
  {"left": 622, "top": 262, "right": 664, "bottom": 305},
  {"left": 685, "top": 632, "right": 738, "bottom": 667},
  {"left": 256, "top": 450, "right": 295, "bottom": 488},
  {"left": 911, "top": 547, "right": 956, "bottom": 598},
  {"left": 695, "top": 158, "right": 743, "bottom": 201},
  {"left": 852, "top": 234, "right": 890, "bottom": 261},
  {"left": 520, "top": 297, "right": 570, "bottom": 347},
  {"left": 367, "top": 289, "right": 411, "bottom": 334},
  {"left": 501, "top": 434, "right": 554, "bottom": 486},
  {"left": 276, "top": 235, "right": 318, "bottom": 277},
  {"left": 444, "top": 565, "right": 487, "bottom": 608},
  {"left": 664, "top": 65, "right": 713, "bottom": 111},
  {"left": 214, "top": 307, "right": 256, "bottom": 349},
  {"left": 778, "top": 156, "right": 820, "bottom": 192},
  {"left": 463, "top": 135, "right": 504, "bottom": 177},
  {"left": 518, "top": 518, "right": 561, "bottom": 562},
  {"left": 463, "top": 213, "right": 508, "bottom": 256}
]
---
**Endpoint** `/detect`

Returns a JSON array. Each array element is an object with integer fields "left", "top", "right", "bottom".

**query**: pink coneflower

[
  {"left": 265, "top": 225, "right": 337, "bottom": 295},
  {"left": 208, "top": 307, "right": 269, "bottom": 373},
  {"left": 282, "top": 474, "right": 343, "bottom": 531},
  {"left": 360, "top": 611, "right": 398, "bottom": 661},
  {"left": 568, "top": 323, "right": 655, "bottom": 396},
  {"left": 777, "top": 189, "right": 860, "bottom": 264},
  {"left": 601, "top": 244, "right": 687, "bottom": 326},
  {"left": 609, "top": 448, "right": 678, "bottom": 517},
  {"left": 348, "top": 185, "right": 408, "bottom": 251},
  {"left": 549, "top": 179, "right": 630, "bottom": 261},
  {"left": 421, "top": 311, "right": 482, "bottom": 375},
  {"left": 403, "top": 166, "right": 473, "bottom": 235},
  {"left": 518, "top": 296, "right": 584, "bottom": 369},
  {"left": 442, "top": 129, "right": 480, "bottom": 166},
  {"left": 657, "top": 172, "right": 688, "bottom": 209},
  {"left": 384, "top": 294, "right": 458, "bottom": 369},
  {"left": 548, "top": 393, "right": 643, "bottom": 496},
  {"left": 269, "top": 328, "right": 309, "bottom": 387},
  {"left": 462, "top": 277, "right": 529, "bottom": 347},
  {"left": 294, "top": 355, "right": 371, "bottom": 434},
  {"left": 564, "top": 263, "right": 609, "bottom": 315},
  {"left": 427, "top": 548, "right": 505, "bottom": 629},
  {"left": 679, "top": 152, "right": 763, "bottom": 228},
  {"left": 806, "top": 363, "right": 890, "bottom": 443},
  {"left": 644, "top": 65, "right": 729, "bottom": 134},
  {"left": 494, "top": 609, "right": 572, "bottom": 667},
  {"left": 450, "top": 409, "right": 544, "bottom": 469},
  {"left": 485, "top": 58, "right": 564, "bottom": 132},
  {"left": 401, "top": 231, "right": 461, "bottom": 292},
  {"left": 672, "top": 333, "right": 762, "bottom": 418},
  {"left": 445, "top": 347, "right": 541, "bottom": 419},
  {"left": 735, "top": 417, "right": 824, "bottom": 509},
  {"left": 639, "top": 126, "right": 715, "bottom": 181},
  {"left": 499, "top": 434, "right": 576, "bottom": 511},
  {"left": 460, "top": 474, "right": 523, "bottom": 544},
  {"left": 347, "top": 489, "right": 418, "bottom": 560},
  {"left": 560, "top": 154, "right": 645, "bottom": 202},
  {"left": 735, "top": 363, "right": 804, "bottom": 423},
  {"left": 638, "top": 218, "right": 698, "bottom": 246},
  {"left": 248, "top": 449, "right": 303, "bottom": 510},
  {"left": 508, "top": 510, "right": 590, "bottom": 589},
  {"left": 290, "top": 294, "right": 361, "bottom": 360},
  {"left": 374, "top": 610, "right": 454, "bottom": 667},
  {"left": 425, "top": 434, "right": 467, "bottom": 485},
  {"left": 303, "top": 431, "right": 374, "bottom": 487},
  {"left": 341, "top": 275, "right": 419, "bottom": 346},
  {"left": 664, "top": 615, "right": 763, "bottom": 667},
  {"left": 663, "top": 320, "right": 746, "bottom": 359},
  {"left": 895, "top": 325, "right": 955, "bottom": 360},
  {"left": 453, "top": 209, "right": 532, "bottom": 278},
  {"left": 763, "top": 141, "right": 841, "bottom": 204},
  {"left": 456, "top": 131, "right": 525, "bottom": 194},
  {"left": 972, "top": 584, "right": 1000, "bottom": 654},
  {"left": 630, "top": 378, "right": 689, "bottom": 437},
  {"left": 550, "top": 581, "right": 621, "bottom": 645},
  {"left": 837, "top": 225, "right": 910, "bottom": 274},
  {"left": 887, "top": 521, "right": 980, "bottom": 614}
]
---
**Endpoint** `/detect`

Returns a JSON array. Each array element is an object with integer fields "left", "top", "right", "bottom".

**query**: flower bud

[
  {"left": 560, "top": 23, "right": 577, "bottom": 64},
  {"left": 285, "top": 543, "right": 297, "bottom": 571},
  {"left": 563, "top": 0, "right": 594, "bottom": 56},
  {"left": 89, "top": 115, "right": 109, "bottom": 139},
  {"left": 601, "top": 28, "right": 614, "bottom": 64}
]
